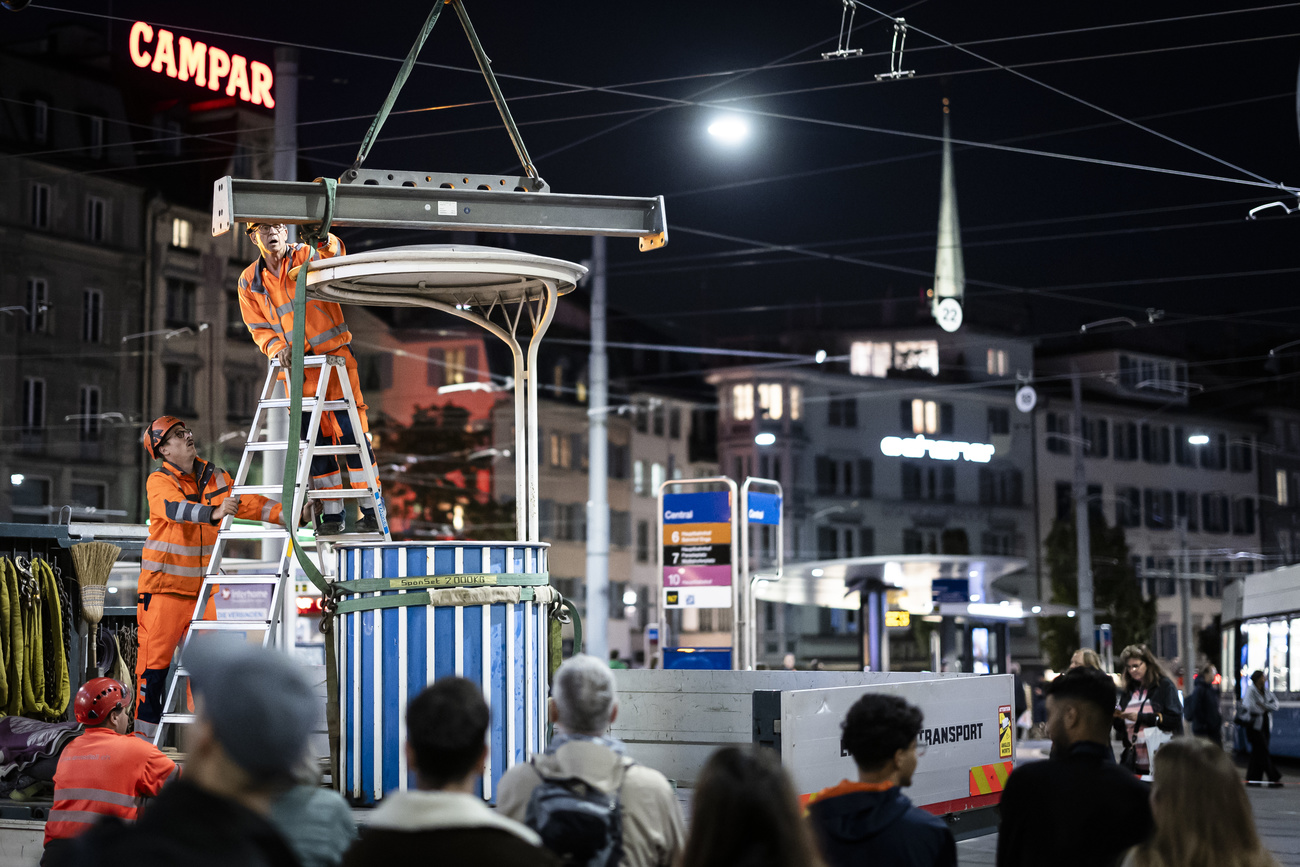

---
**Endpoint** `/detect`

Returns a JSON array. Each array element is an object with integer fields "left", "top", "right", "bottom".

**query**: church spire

[{"left": 932, "top": 99, "right": 965, "bottom": 331}]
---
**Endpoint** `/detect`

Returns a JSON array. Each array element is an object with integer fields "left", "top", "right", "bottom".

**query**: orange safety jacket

[
  {"left": 43, "top": 726, "right": 178, "bottom": 844},
  {"left": 140, "top": 458, "right": 282, "bottom": 597},
  {"left": 237, "top": 235, "right": 349, "bottom": 361}
]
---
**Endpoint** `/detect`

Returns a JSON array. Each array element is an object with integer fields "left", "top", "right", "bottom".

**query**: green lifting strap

[
  {"left": 334, "top": 586, "right": 542, "bottom": 615},
  {"left": 280, "top": 178, "right": 338, "bottom": 599},
  {"left": 350, "top": 1, "right": 447, "bottom": 173},
  {"left": 339, "top": 572, "right": 550, "bottom": 595}
]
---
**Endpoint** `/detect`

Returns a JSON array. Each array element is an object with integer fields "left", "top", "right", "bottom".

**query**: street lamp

[
  {"left": 1187, "top": 434, "right": 1210, "bottom": 445},
  {"left": 707, "top": 116, "right": 750, "bottom": 145},
  {"left": 754, "top": 432, "right": 776, "bottom": 446}
]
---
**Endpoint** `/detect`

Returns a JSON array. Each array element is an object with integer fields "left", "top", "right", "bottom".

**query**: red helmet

[
  {"left": 143, "top": 415, "right": 183, "bottom": 460},
  {"left": 75, "top": 677, "right": 128, "bottom": 725}
]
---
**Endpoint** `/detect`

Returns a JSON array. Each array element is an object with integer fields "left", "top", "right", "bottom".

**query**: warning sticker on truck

[{"left": 998, "top": 705, "right": 1013, "bottom": 759}]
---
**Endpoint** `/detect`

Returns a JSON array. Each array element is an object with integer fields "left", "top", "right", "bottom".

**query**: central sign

[
  {"left": 129, "top": 21, "right": 275, "bottom": 107},
  {"left": 662, "top": 491, "right": 733, "bottom": 609}
]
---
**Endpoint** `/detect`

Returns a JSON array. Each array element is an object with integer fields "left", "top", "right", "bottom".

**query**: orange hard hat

[
  {"left": 143, "top": 416, "right": 183, "bottom": 460},
  {"left": 75, "top": 677, "right": 128, "bottom": 725}
]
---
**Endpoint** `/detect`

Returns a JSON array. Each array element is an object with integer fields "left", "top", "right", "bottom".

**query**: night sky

[{"left": 7, "top": 0, "right": 1300, "bottom": 360}]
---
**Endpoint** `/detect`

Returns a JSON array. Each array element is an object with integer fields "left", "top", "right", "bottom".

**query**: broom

[{"left": 71, "top": 542, "right": 121, "bottom": 674}]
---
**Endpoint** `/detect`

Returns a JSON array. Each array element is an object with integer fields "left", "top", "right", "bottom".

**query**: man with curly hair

[{"left": 805, "top": 693, "right": 956, "bottom": 867}]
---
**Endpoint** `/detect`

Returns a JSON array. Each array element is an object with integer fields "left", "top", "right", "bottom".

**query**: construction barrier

[{"left": 335, "top": 541, "right": 553, "bottom": 804}]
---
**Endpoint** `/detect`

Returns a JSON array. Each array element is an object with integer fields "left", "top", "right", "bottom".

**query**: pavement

[{"left": 957, "top": 740, "right": 1300, "bottom": 866}]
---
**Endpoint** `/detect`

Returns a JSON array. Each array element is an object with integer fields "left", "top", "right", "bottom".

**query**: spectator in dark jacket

[
  {"left": 806, "top": 693, "right": 955, "bottom": 867},
  {"left": 46, "top": 638, "right": 316, "bottom": 867},
  {"left": 1183, "top": 663, "right": 1223, "bottom": 746},
  {"left": 998, "top": 667, "right": 1153, "bottom": 867},
  {"left": 342, "top": 677, "right": 558, "bottom": 867},
  {"left": 1115, "top": 644, "right": 1184, "bottom": 774}
]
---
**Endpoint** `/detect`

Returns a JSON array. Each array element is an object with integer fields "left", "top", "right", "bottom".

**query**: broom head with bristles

[{"left": 71, "top": 541, "right": 121, "bottom": 626}]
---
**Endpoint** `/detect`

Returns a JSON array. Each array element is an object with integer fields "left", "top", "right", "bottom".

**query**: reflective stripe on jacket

[
  {"left": 140, "top": 459, "right": 282, "bottom": 596},
  {"left": 43, "top": 726, "right": 179, "bottom": 844},
  {"left": 237, "top": 236, "right": 349, "bottom": 359}
]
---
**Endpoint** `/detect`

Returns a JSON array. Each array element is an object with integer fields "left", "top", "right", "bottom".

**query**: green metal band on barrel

[
  {"left": 333, "top": 585, "right": 542, "bottom": 614},
  {"left": 338, "top": 572, "right": 550, "bottom": 595}
]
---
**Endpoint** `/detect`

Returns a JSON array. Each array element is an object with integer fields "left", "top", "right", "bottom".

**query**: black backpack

[{"left": 523, "top": 757, "right": 630, "bottom": 867}]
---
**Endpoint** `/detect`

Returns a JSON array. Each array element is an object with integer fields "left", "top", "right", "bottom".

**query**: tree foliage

[{"left": 1039, "top": 517, "right": 1155, "bottom": 671}]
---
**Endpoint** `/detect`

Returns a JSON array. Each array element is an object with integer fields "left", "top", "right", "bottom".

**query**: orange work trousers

[{"left": 134, "top": 591, "right": 215, "bottom": 742}]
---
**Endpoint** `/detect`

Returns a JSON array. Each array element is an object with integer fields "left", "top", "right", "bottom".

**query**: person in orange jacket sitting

[
  {"left": 236, "top": 221, "right": 383, "bottom": 536},
  {"left": 134, "top": 416, "right": 293, "bottom": 742},
  {"left": 42, "top": 678, "right": 178, "bottom": 864}
]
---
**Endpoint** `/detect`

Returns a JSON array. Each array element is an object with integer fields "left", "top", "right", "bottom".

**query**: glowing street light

[
  {"left": 754, "top": 432, "right": 776, "bottom": 446},
  {"left": 1188, "top": 434, "right": 1210, "bottom": 445},
  {"left": 707, "top": 116, "right": 750, "bottom": 144}
]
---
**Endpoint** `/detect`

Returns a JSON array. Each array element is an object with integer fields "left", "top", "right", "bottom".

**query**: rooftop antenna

[{"left": 822, "top": 0, "right": 864, "bottom": 60}]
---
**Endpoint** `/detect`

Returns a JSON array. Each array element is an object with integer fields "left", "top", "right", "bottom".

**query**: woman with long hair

[
  {"left": 1069, "top": 648, "right": 1104, "bottom": 671},
  {"left": 679, "top": 746, "right": 825, "bottom": 867},
  {"left": 1121, "top": 737, "right": 1278, "bottom": 867},
  {"left": 1116, "top": 644, "right": 1184, "bottom": 774}
]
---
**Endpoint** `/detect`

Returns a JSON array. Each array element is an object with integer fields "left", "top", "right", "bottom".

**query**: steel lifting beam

[{"left": 211, "top": 176, "right": 669, "bottom": 251}]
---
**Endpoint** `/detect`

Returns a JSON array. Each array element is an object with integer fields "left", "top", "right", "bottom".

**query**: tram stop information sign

[{"left": 662, "top": 491, "right": 733, "bottom": 609}]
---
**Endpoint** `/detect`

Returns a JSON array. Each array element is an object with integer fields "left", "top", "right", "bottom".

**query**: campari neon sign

[{"left": 129, "top": 22, "right": 275, "bottom": 107}]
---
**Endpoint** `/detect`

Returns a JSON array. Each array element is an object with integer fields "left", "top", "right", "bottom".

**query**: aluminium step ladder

[{"left": 152, "top": 354, "right": 390, "bottom": 745}]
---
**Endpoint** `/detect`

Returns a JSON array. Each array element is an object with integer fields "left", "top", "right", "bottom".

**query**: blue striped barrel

[{"left": 334, "top": 541, "right": 552, "bottom": 804}]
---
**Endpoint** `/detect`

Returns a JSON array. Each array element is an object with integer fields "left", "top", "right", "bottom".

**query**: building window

[
  {"left": 905, "top": 399, "right": 948, "bottom": 435},
  {"left": 1233, "top": 498, "right": 1256, "bottom": 536},
  {"left": 1045, "top": 412, "right": 1071, "bottom": 454},
  {"left": 1055, "top": 481, "right": 1073, "bottom": 522},
  {"left": 1199, "top": 434, "right": 1228, "bottom": 471},
  {"left": 32, "top": 99, "right": 48, "bottom": 143},
  {"left": 11, "top": 476, "right": 51, "bottom": 524},
  {"left": 26, "top": 279, "right": 49, "bottom": 334},
  {"left": 652, "top": 403, "right": 665, "bottom": 436},
  {"left": 1176, "top": 491, "right": 1199, "bottom": 531},
  {"left": 165, "top": 278, "right": 197, "bottom": 327},
  {"left": 226, "top": 375, "right": 256, "bottom": 421},
  {"left": 757, "top": 383, "right": 782, "bottom": 420},
  {"left": 859, "top": 528, "right": 875, "bottom": 556},
  {"left": 817, "top": 527, "right": 839, "bottom": 559},
  {"left": 1082, "top": 417, "right": 1109, "bottom": 458},
  {"left": 669, "top": 407, "right": 681, "bottom": 439},
  {"left": 981, "top": 532, "right": 1017, "bottom": 556},
  {"left": 548, "top": 432, "right": 572, "bottom": 469},
  {"left": 1173, "top": 427, "right": 1195, "bottom": 466},
  {"left": 22, "top": 378, "right": 46, "bottom": 430},
  {"left": 815, "top": 457, "right": 838, "bottom": 496},
  {"left": 830, "top": 396, "right": 858, "bottom": 428},
  {"left": 172, "top": 218, "right": 193, "bottom": 248},
  {"left": 1113, "top": 421, "right": 1138, "bottom": 461},
  {"left": 902, "top": 464, "right": 955, "bottom": 502},
  {"left": 1201, "top": 493, "right": 1230, "bottom": 534},
  {"left": 857, "top": 459, "right": 873, "bottom": 498},
  {"left": 81, "top": 289, "right": 103, "bottom": 343},
  {"left": 893, "top": 341, "right": 939, "bottom": 376},
  {"left": 987, "top": 407, "right": 1010, "bottom": 436},
  {"left": 1140, "top": 424, "right": 1171, "bottom": 464},
  {"left": 636, "top": 520, "right": 650, "bottom": 563},
  {"left": 610, "top": 511, "right": 631, "bottom": 548},
  {"left": 650, "top": 462, "right": 665, "bottom": 493},
  {"left": 1229, "top": 440, "right": 1254, "bottom": 473},
  {"left": 1143, "top": 489, "right": 1173, "bottom": 530},
  {"left": 164, "top": 364, "right": 194, "bottom": 415},
  {"left": 78, "top": 386, "right": 101, "bottom": 441},
  {"left": 608, "top": 442, "right": 629, "bottom": 479},
  {"left": 88, "top": 116, "right": 104, "bottom": 159},
  {"left": 979, "top": 466, "right": 1023, "bottom": 506},
  {"left": 986, "top": 348, "right": 1008, "bottom": 376},
  {"left": 789, "top": 386, "right": 802, "bottom": 420},
  {"left": 30, "top": 183, "right": 50, "bottom": 229},
  {"left": 1279, "top": 469, "right": 1290, "bottom": 508},
  {"left": 732, "top": 384, "right": 754, "bottom": 421},
  {"left": 1116, "top": 486, "right": 1141, "bottom": 528},
  {"left": 633, "top": 460, "right": 645, "bottom": 496}
]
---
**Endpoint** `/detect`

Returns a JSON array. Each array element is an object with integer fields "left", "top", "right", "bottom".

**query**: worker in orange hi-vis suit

[
  {"left": 134, "top": 417, "right": 291, "bottom": 743},
  {"left": 236, "top": 221, "right": 383, "bottom": 537},
  {"left": 42, "top": 678, "right": 178, "bottom": 863}
]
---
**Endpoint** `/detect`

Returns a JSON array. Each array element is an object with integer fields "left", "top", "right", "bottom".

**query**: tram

[{"left": 1222, "top": 563, "right": 1300, "bottom": 757}]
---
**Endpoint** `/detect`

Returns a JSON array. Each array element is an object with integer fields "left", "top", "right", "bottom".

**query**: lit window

[
  {"left": 732, "top": 384, "right": 754, "bottom": 421},
  {"left": 850, "top": 341, "right": 892, "bottom": 377},
  {"left": 910, "top": 399, "right": 941, "bottom": 435},
  {"left": 650, "top": 462, "right": 665, "bottom": 492},
  {"left": 172, "top": 218, "right": 193, "bottom": 248},
  {"left": 757, "top": 383, "right": 782, "bottom": 420},
  {"left": 633, "top": 460, "right": 645, "bottom": 496},
  {"left": 789, "top": 386, "right": 802, "bottom": 420},
  {"left": 987, "top": 348, "right": 1007, "bottom": 376},
  {"left": 893, "top": 341, "right": 939, "bottom": 376},
  {"left": 1279, "top": 469, "right": 1290, "bottom": 507}
]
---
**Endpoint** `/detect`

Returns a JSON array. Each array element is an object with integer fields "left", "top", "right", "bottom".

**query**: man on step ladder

[
  {"left": 236, "top": 221, "right": 384, "bottom": 536},
  {"left": 134, "top": 417, "right": 293, "bottom": 743}
]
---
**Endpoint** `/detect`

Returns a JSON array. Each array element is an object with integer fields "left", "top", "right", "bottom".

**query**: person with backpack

[
  {"left": 343, "top": 677, "right": 558, "bottom": 866},
  {"left": 496, "top": 654, "right": 684, "bottom": 867}
]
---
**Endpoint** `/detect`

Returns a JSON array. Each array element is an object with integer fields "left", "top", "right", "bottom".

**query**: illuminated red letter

[
  {"left": 206, "top": 46, "right": 230, "bottom": 92},
  {"left": 128, "top": 21, "right": 153, "bottom": 68},
  {"left": 177, "top": 37, "right": 207, "bottom": 86},
  {"left": 250, "top": 61, "right": 274, "bottom": 108},
  {"left": 225, "top": 54, "right": 251, "bottom": 102},
  {"left": 150, "top": 28, "right": 177, "bottom": 78}
]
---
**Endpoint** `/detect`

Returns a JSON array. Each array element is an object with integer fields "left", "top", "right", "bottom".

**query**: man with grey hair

[{"left": 497, "top": 654, "right": 684, "bottom": 867}]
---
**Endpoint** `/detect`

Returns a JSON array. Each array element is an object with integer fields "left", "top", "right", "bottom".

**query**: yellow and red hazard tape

[{"left": 969, "top": 761, "right": 1014, "bottom": 796}]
